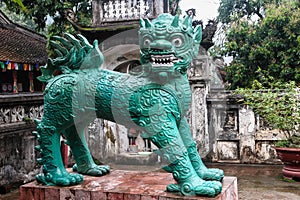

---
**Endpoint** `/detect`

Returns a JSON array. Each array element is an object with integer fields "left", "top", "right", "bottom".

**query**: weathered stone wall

[
  {"left": 0, "top": 93, "right": 43, "bottom": 189},
  {"left": 207, "top": 91, "right": 283, "bottom": 164},
  {"left": 0, "top": 125, "right": 39, "bottom": 186}
]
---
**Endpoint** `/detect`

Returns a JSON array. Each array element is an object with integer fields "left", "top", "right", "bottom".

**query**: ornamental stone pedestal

[{"left": 20, "top": 170, "right": 238, "bottom": 200}]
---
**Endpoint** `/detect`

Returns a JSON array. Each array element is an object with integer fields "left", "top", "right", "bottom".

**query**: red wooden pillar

[
  {"left": 13, "top": 70, "right": 18, "bottom": 93},
  {"left": 29, "top": 72, "right": 34, "bottom": 92},
  {"left": 60, "top": 140, "right": 69, "bottom": 168}
]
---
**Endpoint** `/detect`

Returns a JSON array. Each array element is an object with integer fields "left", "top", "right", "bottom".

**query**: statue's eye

[
  {"left": 172, "top": 37, "right": 183, "bottom": 47},
  {"left": 144, "top": 38, "right": 151, "bottom": 47}
]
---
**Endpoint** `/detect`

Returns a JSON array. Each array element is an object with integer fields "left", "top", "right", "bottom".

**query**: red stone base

[{"left": 20, "top": 170, "right": 238, "bottom": 200}]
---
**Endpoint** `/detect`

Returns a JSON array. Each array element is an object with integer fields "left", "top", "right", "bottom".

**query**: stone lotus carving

[{"left": 33, "top": 13, "right": 223, "bottom": 197}]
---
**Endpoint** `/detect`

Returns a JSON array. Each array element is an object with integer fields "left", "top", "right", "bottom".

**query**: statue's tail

[{"left": 38, "top": 34, "right": 104, "bottom": 83}]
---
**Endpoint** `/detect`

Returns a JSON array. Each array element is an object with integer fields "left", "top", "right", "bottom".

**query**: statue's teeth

[{"left": 150, "top": 54, "right": 178, "bottom": 66}]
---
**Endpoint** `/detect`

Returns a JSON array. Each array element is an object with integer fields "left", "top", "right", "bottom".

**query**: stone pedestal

[{"left": 20, "top": 170, "right": 238, "bottom": 200}]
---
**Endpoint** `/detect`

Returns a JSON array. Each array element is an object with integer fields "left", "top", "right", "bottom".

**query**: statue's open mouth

[{"left": 150, "top": 54, "right": 181, "bottom": 67}]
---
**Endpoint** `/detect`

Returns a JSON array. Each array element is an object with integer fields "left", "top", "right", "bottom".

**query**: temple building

[
  {"left": 0, "top": 10, "right": 46, "bottom": 191},
  {"left": 0, "top": 10, "right": 47, "bottom": 94}
]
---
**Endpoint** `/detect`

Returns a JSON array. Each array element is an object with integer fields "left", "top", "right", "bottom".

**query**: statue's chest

[
  {"left": 128, "top": 83, "right": 190, "bottom": 112},
  {"left": 92, "top": 70, "right": 191, "bottom": 126},
  {"left": 110, "top": 76, "right": 191, "bottom": 127}
]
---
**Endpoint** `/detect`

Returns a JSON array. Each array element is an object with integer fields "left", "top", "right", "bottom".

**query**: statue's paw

[
  {"left": 74, "top": 164, "right": 110, "bottom": 176},
  {"left": 167, "top": 178, "right": 222, "bottom": 197},
  {"left": 198, "top": 168, "right": 224, "bottom": 181},
  {"left": 83, "top": 165, "right": 110, "bottom": 176},
  {"left": 36, "top": 172, "right": 83, "bottom": 186}
]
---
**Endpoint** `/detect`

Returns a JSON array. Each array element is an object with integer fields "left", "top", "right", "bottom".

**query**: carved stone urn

[{"left": 275, "top": 147, "right": 300, "bottom": 180}]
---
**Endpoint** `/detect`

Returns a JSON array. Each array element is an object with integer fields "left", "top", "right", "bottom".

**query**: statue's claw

[
  {"left": 166, "top": 183, "right": 180, "bottom": 192},
  {"left": 197, "top": 168, "right": 224, "bottom": 181},
  {"left": 82, "top": 165, "right": 110, "bottom": 176},
  {"left": 73, "top": 164, "right": 110, "bottom": 176},
  {"left": 36, "top": 172, "right": 83, "bottom": 186},
  {"left": 166, "top": 178, "right": 222, "bottom": 197}
]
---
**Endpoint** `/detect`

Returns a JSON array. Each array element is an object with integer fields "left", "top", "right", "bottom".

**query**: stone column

[
  {"left": 238, "top": 106, "right": 257, "bottom": 163},
  {"left": 188, "top": 81, "right": 210, "bottom": 157},
  {"left": 92, "top": 0, "right": 104, "bottom": 26},
  {"left": 187, "top": 47, "right": 212, "bottom": 157},
  {"left": 153, "top": 0, "right": 167, "bottom": 17}
]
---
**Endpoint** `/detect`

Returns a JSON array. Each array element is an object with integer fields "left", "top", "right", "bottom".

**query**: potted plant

[{"left": 236, "top": 80, "right": 300, "bottom": 180}]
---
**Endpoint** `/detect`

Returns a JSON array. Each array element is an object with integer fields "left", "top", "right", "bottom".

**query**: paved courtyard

[{"left": 211, "top": 164, "right": 300, "bottom": 200}]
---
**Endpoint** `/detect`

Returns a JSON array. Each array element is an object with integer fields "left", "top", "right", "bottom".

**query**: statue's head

[{"left": 139, "top": 13, "right": 202, "bottom": 75}]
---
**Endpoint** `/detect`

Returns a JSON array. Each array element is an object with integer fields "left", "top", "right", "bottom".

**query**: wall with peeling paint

[{"left": 207, "top": 93, "right": 283, "bottom": 164}]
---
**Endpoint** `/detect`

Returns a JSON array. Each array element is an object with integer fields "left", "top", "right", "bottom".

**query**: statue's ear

[{"left": 193, "top": 25, "right": 202, "bottom": 44}]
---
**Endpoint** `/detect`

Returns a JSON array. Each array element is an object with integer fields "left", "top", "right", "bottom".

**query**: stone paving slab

[{"left": 20, "top": 170, "right": 237, "bottom": 200}]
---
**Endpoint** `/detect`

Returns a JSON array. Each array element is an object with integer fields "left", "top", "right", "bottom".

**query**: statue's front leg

[
  {"left": 146, "top": 119, "right": 222, "bottom": 197},
  {"left": 63, "top": 125, "right": 110, "bottom": 176},
  {"left": 179, "top": 117, "right": 224, "bottom": 181},
  {"left": 33, "top": 121, "right": 83, "bottom": 186}
]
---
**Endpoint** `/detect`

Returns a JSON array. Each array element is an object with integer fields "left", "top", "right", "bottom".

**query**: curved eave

[{"left": 69, "top": 20, "right": 139, "bottom": 43}]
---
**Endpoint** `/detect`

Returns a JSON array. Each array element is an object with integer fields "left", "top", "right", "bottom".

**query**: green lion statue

[{"left": 33, "top": 13, "right": 224, "bottom": 197}]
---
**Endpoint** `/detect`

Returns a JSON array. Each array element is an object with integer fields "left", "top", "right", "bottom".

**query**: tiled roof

[{"left": 0, "top": 11, "right": 47, "bottom": 65}]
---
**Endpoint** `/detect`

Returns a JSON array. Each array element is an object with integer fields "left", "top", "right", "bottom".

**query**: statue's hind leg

[
  {"left": 62, "top": 124, "right": 110, "bottom": 176},
  {"left": 145, "top": 118, "right": 222, "bottom": 197},
  {"left": 33, "top": 120, "right": 83, "bottom": 186},
  {"left": 178, "top": 117, "right": 224, "bottom": 181}
]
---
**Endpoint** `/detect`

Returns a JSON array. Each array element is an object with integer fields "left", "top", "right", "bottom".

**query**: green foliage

[
  {"left": 0, "top": 0, "right": 92, "bottom": 35},
  {"left": 236, "top": 80, "right": 300, "bottom": 147},
  {"left": 217, "top": 0, "right": 269, "bottom": 24},
  {"left": 0, "top": 2, "right": 37, "bottom": 30},
  {"left": 275, "top": 140, "right": 291, "bottom": 148},
  {"left": 23, "top": 116, "right": 33, "bottom": 123},
  {"left": 279, "top": 176, "right": 296, "bottom": 182},
  {"left": 217, "top": 0, "right": 300, "bottom": 89},
  {"left": 11, "top": 0, "right": 26, "bottom": 11}
]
